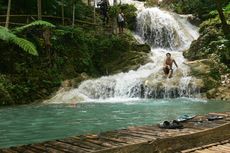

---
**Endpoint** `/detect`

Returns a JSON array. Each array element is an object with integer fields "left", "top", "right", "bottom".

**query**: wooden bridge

[
  {"left": 0, "top": 112, "right": 230, "bottom": 153},
  {"left": 181, "top": 139, "right": 230, "bottom": 153}
]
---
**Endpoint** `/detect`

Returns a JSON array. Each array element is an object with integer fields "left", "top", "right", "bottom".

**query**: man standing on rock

[{"left": 163, "top": 53, "right": 178, "bottom": 78}]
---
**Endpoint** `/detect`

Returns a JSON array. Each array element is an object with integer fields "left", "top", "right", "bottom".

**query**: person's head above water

[{"left": 166, "top": 53, "right": 171, "bottom": 58}]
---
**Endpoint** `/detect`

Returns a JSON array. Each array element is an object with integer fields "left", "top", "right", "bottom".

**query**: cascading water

[{"left": 45, "top": 1, "right": 200, "bottom": 104}]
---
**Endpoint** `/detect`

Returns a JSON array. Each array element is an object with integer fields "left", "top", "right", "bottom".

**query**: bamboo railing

[{"left": 0, "top": 14, "right": 99, "bottom": 26}]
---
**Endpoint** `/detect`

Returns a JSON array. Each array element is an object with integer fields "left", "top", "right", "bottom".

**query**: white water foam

[{"left": 45, "top": 1, "right": 199, "bottom": 104}]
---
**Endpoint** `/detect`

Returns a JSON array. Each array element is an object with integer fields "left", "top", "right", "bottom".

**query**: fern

[
  {"left": 0, "top": 26, "right": 38, "bottom": 56},
  {"left": 10, "top": 37, "right": 38, "bottom": 56},
  {"left": 0, "top": 26, "right": 11, "bottom": 41},
  {"left": 14, "top": 20, "right": 55, "bottom": 33}
]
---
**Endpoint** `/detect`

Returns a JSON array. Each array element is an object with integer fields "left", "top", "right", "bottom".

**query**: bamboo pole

[
  {"left": 113, "top": 0, "right": 117, "bottom": 34},
  {"left": 5, "top": 0, "right": 11, "bottom": 28},
  {"left": 93, "top": 0, "right": 96, "bottom": 23},
  {"left": 61, "top": 0, "right": 65, "bottom": 25},
  {"left": 37, "top": 0, "right": 42, "bottom": 20},
  {"left": 72, "top": 1, "right": 76, "bottom": 27}
]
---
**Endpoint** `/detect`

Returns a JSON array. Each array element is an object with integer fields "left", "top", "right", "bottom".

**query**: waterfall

[{"left": 45, "top": 1, "right": 200, "bottom": 104}]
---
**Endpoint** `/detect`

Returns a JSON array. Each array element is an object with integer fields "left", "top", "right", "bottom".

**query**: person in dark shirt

[{"left": 98, "top": 0, "right": 110, "bottom": 25}]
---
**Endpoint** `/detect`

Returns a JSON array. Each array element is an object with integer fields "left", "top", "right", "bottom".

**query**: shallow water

[{"left": 0, "top": 98, "right": 230, "bottom": 148}]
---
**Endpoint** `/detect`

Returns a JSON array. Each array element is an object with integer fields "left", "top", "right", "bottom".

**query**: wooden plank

[
  {"left": 224, "top": 143, "right": 230, "bottom": 147},
  {"left": 31, "top": 143, "right": 70, "bottom": 153},
  {"left": 71, "top": 136, "right": 112, "bottom": 149},
  {"left": 47, "top": 141, "right": 88, "bottom": 153},
  {"left": 57, "top": 139, "right": 93, "bottom": 152},
  {"left": 99, "top": 132, "right": 143, "bottom": 144},
  {"left": 98, "top": 136, "right": 128, "bottom": 144},
  {"left": 69, "top": 137, "right": 107, "bottom": 150},
  {"left": 126, "top": 128, "right": 162, "bottom": 137},
  {"left": 0, "top": 148, "right": 19, "bottom": 153},
  {"left": 216, "top": 145, "right": 230, "bottom": 151},
  {"left": 131, "top": 126, "right": 170, "bottom": 134},
  {"left": 208, "top": 146, "right": 227, "bottom": 153},
  {"left": 118, "top": 130, "right": 153, "bottom": 140},
  {"left": 23, "top": 145, "right": 44, "bottom": 153},
  {"left": 30, "top": 144, "right": 61, "bottom": 153},
  {"left": 8, "top": 147, "right": 32, "bottom": 153},
  {"left": 195, "top": 149, "right": 216, "bottom": 153}
]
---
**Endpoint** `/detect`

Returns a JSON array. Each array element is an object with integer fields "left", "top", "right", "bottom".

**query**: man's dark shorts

[
  {"left": 163, "top": 67, "right": 173, "bottom": 74},
  {"left": 118, "top": 21, "right": 125, "bottom": 28}
]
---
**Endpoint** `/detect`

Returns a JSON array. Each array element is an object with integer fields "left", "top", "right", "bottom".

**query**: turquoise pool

[{"left": 0, "top": 98, "right": 229, "bottom": 148}]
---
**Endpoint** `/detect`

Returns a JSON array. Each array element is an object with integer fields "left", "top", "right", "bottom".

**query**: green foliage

[
  {"left": 224, "top": 2, "right": 230, "bottom": 12},
  {"left": 162, "top": 0, "right": 229, "bottom": 20},
  {"left": 14, "top": 20, "right": 55, "bottom": 33},
  {"left": 184, "top": 0, "right": 230, "bottom": 72},
  {"left": 109, "top": 5, "right": 120, "bottom": 18},
  {"left": 0, "top": 75, "right": 14, "bottom": 105},
  {"left": 75, "top": 0, "right": 93, "bottom": 19},
  {"left": 208, "top": 54, "right": 229, "bottom": 80},
  {"left": 119, "top": 4, "right": 137, "bottom": 30},
  {"left": 0, "top": 26, "right": 38, "bottom": 56},
  {"left": 108, "top": 4, "right": 137, "bottom": 31},
  {"left": 11, "top": 37, "right": 38, "bottom": 56}
]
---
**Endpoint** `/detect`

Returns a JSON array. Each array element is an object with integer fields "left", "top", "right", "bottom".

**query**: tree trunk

[
  {"left": 61, "top": 0, "right": 64, "bottom": 25},
  {"left": 72, "top": 2, "right": 76, "bottom": 27},
  {"left": 5, "top": 0, "right": 11, "bottom": 28},
  {"left": 37, "top": 0, "right": 42, "bottom": 20},
  {"left": 93, "top": 0, "right": 96, "bottom": 23},
  {"left": 88, "top": 0, "right": 91, "bottom": 6},
  {"left": 215, "top": 0, "right": 229, "bottom": 35},
  {"left": 113, "top": 0, "right": 117, "bottom": 34}
]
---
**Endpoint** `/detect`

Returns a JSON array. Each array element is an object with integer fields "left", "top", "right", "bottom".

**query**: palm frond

[
  {"left": 0, "top": 26, "right": 38, "bottom": 56},
  {"left": 0, "top": 26, "right": 11, "bottom": 41},
  {"left": 14, "top": 20, "right": 55, "bottom": 33},
  {"left": 10, "top": 37, "right": 38, "bottom": 56}
]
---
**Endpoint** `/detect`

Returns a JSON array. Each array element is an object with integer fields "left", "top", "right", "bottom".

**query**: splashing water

[{"left": 45, "top": 1, "right": 199, "bottom": 104}]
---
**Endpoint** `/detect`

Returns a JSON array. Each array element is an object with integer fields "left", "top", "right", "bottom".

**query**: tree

[
  {"left": 93, "top": 0, "right": 96, "bottom": 23},
  {"left": 5, "top": 0, "right": 11, "bottom": 28},
  {"left": 58, "top": 0, "right": 65, "bottom": 25},
  {"left": 61, "top": 0, "right": 65, "bottom": 25},
  {"left": 72, "top": 0, "right": 76, "bottom": 27},
  {"left": 113, "top": 0, "right": 118, "bottom": 34},
  {"left": 37, "top": 0, "right": 42, "bottom": 19},
  {"left": 215, "top": 0, "right": 229, "bottom": 35}
]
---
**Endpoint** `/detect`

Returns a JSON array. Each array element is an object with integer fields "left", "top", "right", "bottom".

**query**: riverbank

[{"left": 0, "top": 28, "right": 151, "bottom": 106}]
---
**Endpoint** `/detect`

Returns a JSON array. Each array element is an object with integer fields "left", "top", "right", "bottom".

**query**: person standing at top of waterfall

[
  {"left": 98, "top": 0, "right": 110, "bottom": 25},
  {"left": 118, "top": 11, "right": 125, "bottom": 33},
  {"left": 163, "top": 53, "right": 178, "bottom": 78}
]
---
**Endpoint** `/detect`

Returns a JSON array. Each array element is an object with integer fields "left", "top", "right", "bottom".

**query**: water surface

[{"left": 0, "top": 98, "right": 229, "bottom": 148}]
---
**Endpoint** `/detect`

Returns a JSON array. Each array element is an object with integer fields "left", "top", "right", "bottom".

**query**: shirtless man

[{"left": 163, "top": 53, "right": 178, "bottom": 78}]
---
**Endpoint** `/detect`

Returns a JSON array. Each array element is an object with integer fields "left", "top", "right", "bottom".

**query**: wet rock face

[
  {"left": 131, "top": 43, "right": 151, "bottom": 53},
  {"left": 130, "top": 70, "right": 204, "bottom": 98},
  {"left": 187, "top": 15, "right": 201, "bottom": 27},
  {"left": 207, "top": 74, "right": 230, "bottom": 101},
  {"left": 186, "top": 59, "right": 230, "bottom": 101},
  {"left": 105, "top": 44, "right": 151, "bottom": 75}
]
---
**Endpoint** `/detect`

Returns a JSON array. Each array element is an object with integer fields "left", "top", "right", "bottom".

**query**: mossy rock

[
  {"left": 106, "top": 51, "right": 150, "bottom": 74},
  {"left": 183, "top": 27, "right": 221, "bottom": 60},
  {"left": 131, "top": 44, "right": 151, "bottom": 53},
  {"left": 0, "top": 85, "right": 14, "bottom": 105},
  {"left": 185, "top": 59, "right": 220, "bottom": 91},
  {"left": 0, "top": 75, "right": 14, "bottom": 105}
]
